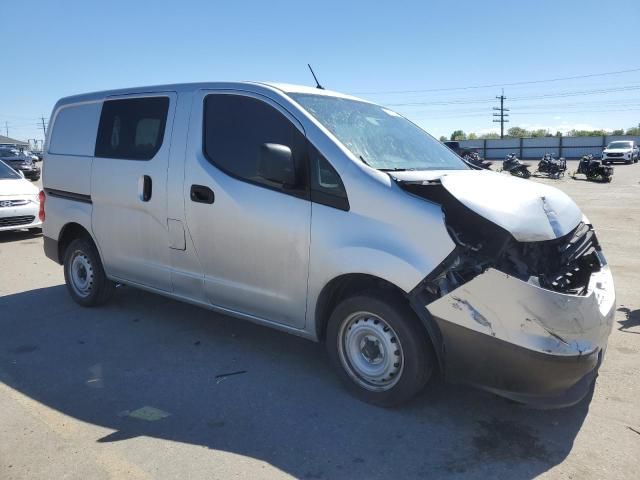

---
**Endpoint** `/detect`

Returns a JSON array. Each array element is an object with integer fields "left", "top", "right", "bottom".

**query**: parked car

[
  {"left": 0, "top": 147, "right": 41, "bottom": 180},
  {"left": 22, "top": 150, "right": 42, "bottom": 162},
  {"left": 443, "top": 141, "right": 479, "bottom": 158},
  {"left": 601, "top": 140, "right": 639, "bottom": 164},
  {"left": 0, "top": 160, "right": 42, "bottom": 232},
  {"left": 41, "top": 82, "right": 615, "bottom": 408}
]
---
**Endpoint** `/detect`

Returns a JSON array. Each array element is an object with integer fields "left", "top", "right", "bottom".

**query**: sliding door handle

[{"left": 139, "top": 175, "right": 152, "bottom": 202}]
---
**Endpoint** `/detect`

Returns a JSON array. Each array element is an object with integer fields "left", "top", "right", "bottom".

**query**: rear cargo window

[
  {"left": 95, "top": 97, "right": 169, "bottom": 160},
  {"left": 48, "top": 102, "right": 102, "bottom": 156}
]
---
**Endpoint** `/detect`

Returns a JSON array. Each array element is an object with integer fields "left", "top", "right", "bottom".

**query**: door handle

[
  {"left": 190, "top": 185, "right": 215, "bottom": 204},
  {"left": 139, "top": 175, "right": 152, "bottom": 202}
]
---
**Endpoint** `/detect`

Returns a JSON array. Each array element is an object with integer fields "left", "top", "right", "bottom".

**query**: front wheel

[
  {"left": 63, "top": 237, "right": 115, "bottom": 307},
  {"left": 326, "top": 293, "right": 434, "bottom": 407}
]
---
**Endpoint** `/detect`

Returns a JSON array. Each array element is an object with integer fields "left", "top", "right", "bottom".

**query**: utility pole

[
  {"left": 492, "top": 90, "right": 509, "bottom": 139},
  {"left": 40, "top": 116, "right": 47, "bottom": 138},
  {"left": 4, "top": 121, "right": 8, "bottom": 137}
]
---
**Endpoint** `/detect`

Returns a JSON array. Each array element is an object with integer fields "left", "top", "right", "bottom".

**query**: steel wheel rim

[
  {"left": 70, "top": 251, "right": 94, "bottom": 298},
  {"left": 337, "top": 311, "right": 404, "bottom": 392}
]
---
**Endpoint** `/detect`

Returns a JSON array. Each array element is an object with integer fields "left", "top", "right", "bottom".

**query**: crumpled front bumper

[{"left": 424, "top": 265, "right": 615, "bottom": 407}]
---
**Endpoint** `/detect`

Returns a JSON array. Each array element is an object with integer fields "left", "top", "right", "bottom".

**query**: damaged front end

[{"left": 400, "top": 175, "right": 615, "bottom": 408}]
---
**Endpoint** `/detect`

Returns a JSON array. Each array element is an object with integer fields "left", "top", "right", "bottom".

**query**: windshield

[
  {"left": 607, "top": 142, "right": 632, "bottom": 149},
  {"left": 0, "top": 149, "right": 20, "bottom": 158},
  {"left": 290, "top": 94, "right": 468, "bottom": 171},
  {"left": 0, "top": 161, "right": 21, "bottom": 179}
]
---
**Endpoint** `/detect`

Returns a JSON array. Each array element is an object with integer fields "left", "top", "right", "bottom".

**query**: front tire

[
  {"left": 326, "top": 293, "right": 434, "bottom": 407},
  {"left": 63, "top": 238, "right": 115, "bottom": 307}
]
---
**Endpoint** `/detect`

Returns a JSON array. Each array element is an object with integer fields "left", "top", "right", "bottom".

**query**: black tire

[
  {"left": 326, "top": 293, "right": 434, "bottom": 407},
  {"left": 63, "top": 237, "right": 115, "bottom": 307}
]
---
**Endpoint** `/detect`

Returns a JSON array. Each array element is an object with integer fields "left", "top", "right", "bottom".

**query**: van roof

[{"left": 53, "top": 82, "right": 369, "bottom": 107}]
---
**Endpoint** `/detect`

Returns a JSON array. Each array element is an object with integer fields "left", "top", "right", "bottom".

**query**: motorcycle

[
  {"left": 464, "top": 151, "right": 493, "bottom": 170},
  {"left": 575, "top": 154, "right": 614, "bottom": 182},
  {"left": 502, "top": 153, "right": 531, "bottom": 178},
  {"left": 536, "top": 153, "right": 567, "bottom": 179}
]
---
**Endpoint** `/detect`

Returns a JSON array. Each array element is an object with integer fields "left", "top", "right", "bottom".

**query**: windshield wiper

[
  {"left": 358, "top": 155, "right": 372, "bottom": 167},
  {"left": 358, "top": 155, "right": 419, "bottom": 172},
  {"left": 378, "top": 167, "right": 416, "bottom": 172}
]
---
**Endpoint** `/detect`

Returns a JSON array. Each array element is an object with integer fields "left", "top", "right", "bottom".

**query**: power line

[
  {"left": 385, "top": 84, "right": 640, "bottom": 107},
  {"left": 353, "top": 67, "right": 640, "bottom": 95},
  {"left": 409, "top": 106, "right": 640, "bottom": 120},
  {"left": 397, "top": 98, "right": 640, "bottom": 115}
]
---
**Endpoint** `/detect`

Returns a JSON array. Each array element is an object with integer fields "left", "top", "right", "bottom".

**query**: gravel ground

[{"left": 0, "top": 161, "right": 638, "bottom": 480}]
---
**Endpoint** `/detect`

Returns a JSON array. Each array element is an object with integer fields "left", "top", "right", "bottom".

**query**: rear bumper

[
  {"left": 424, "top": 266, "right": 615, "bottom": 408},
  {"left": 43, "top": 235, "right": 60, "bottom": 264}
]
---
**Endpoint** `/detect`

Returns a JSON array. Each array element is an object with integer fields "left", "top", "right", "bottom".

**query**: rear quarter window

[{"left": 48, "top": 102, "right": 102, "bottom": 156}]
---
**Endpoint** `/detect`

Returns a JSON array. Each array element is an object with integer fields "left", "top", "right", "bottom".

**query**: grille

[
  {"left": 0, "top": 199, "right": 29, "bottom": 208},
  {"left": 499, "top": 222, "right": 602, "bottom": 296},
  {"left": 535, "top": 223, "right": 601, "bottom": 295},
  {"left": 606, "top": 152, "right": 623, "bottom": 157},
  {"left": 0, "top": 215, "right": 35, "bottom": 227}
]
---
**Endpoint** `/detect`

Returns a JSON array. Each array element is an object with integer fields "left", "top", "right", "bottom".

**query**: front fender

[{"left": 306, "top": 193, "right": 455, "bottom": 337}]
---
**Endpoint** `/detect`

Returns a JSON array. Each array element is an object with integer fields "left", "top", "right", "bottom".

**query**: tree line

[{"left": 440, "top": 123, "right": 640, "bottom": 141}]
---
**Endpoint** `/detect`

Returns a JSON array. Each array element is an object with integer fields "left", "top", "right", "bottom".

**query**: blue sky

[{"left": 3, "top": 0, "right": 640, "bottom": 143}]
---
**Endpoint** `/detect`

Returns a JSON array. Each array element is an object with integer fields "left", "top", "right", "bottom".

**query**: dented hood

[{"left": 392, "top": 169, "right": 582, "bottom": 242}]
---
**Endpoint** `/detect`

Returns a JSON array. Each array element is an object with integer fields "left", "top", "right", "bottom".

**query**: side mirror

[{"left": 258, "top": 143, "right": 296, "bottom": 187}]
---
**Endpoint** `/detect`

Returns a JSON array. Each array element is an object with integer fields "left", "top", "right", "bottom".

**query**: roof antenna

[{"left": 307, "top": 64, "right": 325, "bottom": 90}]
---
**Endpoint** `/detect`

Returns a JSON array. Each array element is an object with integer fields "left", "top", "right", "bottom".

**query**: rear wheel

[
  {"left": 63, "top": 238, "right": 115, "bottom": 307},
  {"left": 326, "top": 293, "right": 434, "bottom": 407}
]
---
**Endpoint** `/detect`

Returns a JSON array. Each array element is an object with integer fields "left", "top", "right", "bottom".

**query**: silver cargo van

[{"left": 42, "top": 82, "right": 615, "bottom": 407}]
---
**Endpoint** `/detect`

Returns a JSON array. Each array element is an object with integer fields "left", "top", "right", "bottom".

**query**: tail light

[{"left": 38, "top": 190, "right": 45, "bottom": 222}]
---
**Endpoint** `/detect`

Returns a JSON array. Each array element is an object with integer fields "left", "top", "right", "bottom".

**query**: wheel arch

[
  {"left": 314, "top": 273, "right": 444, "bottom": 372},
  {"left": 57, "top": 222, "right": 95, "bottom": 264}
]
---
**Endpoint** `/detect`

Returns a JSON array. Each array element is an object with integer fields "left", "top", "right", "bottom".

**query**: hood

[
  {"left": 603, "top": 148, "right": 631, "bottom": 153},
  {"left": 1, "top": 156, "right": 29, "bottom": 164},
  {"left": 0, "top": 177, "right": 39, "bottom": 197},
  {"left": 392, "top": 169, "right": 582, "bottom": 242}
]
